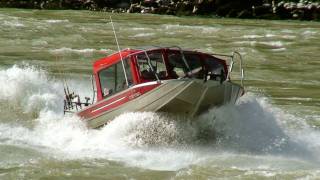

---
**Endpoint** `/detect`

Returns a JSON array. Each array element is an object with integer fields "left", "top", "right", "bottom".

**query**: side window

[
  {"left": 99, "top": 58, "right": 133, "bottom": 98},
  {"left": 116, "top": 59, "right": 133, "bottom": 91},
  {"left": 99, "top": 66, "right": 115, "bottom": 97},
  {"left": 136, "top": 51, "right": 167, "bottom": 80},
  {"left": 167, "top": 52, "right": 203, "bottom": 78}
]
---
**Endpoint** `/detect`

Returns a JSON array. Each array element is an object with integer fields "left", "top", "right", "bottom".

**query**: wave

[
  {"left": 43, "top": 19, "right": 69, "bottom": 23},
  {"left": 129, "top": 33, "right": 155, "bottom": 38},
  {"left": 163, "top": 24, "right": 220, "bottom": 34},
  {"left": 2, "top": 20, "right": 25, "bottom": 28},
  {"left": 241, "top": 34, "right": 296, "bottom": 40},
  {"left": 233, "top": 40, "right": 291, "bottom": 50},
  {"left": 49, "top": 47, "right": 112, "bottom": 56},
  {"left": 130, "top": 27, "right": 154, "bottom": 31}
]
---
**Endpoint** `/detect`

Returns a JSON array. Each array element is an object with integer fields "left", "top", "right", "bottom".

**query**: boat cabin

[{"left": 93, "top": 47, "right": 228, "bottom": 102}]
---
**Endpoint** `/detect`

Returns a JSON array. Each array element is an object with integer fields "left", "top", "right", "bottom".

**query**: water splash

[
  {"left": 0, "top": 96, "right": 319, "bottom": 170},
  {"left": 0, "top": 65, "right": 62, "bottom": 115},
  {"left": 0, "top": 65, "right": 94, "bottom": 117}
]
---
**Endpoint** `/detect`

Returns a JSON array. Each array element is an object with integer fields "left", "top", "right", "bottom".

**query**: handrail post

[
  {"left": 230, "top": 51, "right": 244, "bottom": 87},
  {"left": 227, "top": 55, "right": 234, "bottom": 81}
]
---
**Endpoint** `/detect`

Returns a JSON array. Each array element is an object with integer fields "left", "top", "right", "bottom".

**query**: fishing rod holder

[
  {"left": 63, "top": 92, "right": 91, "bottom": 114},
  {"left": 63, "top": 75, "right": 97, "bottom": 114}
]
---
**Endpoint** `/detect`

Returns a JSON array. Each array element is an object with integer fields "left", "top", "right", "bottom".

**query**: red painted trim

[
  {"left": 77, "top": 82, "right": 161, "bottom": 120},
  {"left": 94, "top": 73, "right": 103, "bottom": 101},
  {"left": 129, "top": 55, "right": 140, "bottom": 85}
]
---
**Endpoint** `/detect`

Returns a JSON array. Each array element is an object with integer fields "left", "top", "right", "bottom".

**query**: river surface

[{"left": 0, "top": 8, "right": 319, "bottom": 179}]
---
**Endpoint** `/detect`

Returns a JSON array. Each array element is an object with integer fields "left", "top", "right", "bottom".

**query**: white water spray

[{"left": 0, "top": 65, "right": 62, "bottom": 115}]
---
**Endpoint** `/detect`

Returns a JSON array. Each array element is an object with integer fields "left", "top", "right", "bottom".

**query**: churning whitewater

[{"left": 0, "top": 65, "right": 319, "bottom": 171}]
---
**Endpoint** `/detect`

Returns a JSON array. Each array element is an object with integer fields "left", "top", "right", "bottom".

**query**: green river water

[{"left": 0, "top": 9, "right": 319, "bottom": 179}]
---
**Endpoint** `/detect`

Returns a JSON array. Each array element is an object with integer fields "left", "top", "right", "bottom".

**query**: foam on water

[
  {"left": 242, "top": 35, "right": 265, "bottom": 39},
  {"left": 129, "top": 33, "right": 155, "bottom": 38},
  {"left": 0, "top": 66, "right": 319, "bottom": 171},
  {"left": 130, "top": 27, "right": 153, "bottom": 31},
  {"left": 49, "top": 48, "right": 112, "bottom": 57},
  {"left": 241, "top": 34, "right": 296, "bottom": 40},
  {"left": 2, "top": 20, "right": 25, "bottom": 28},
  {"left": 163, "top": 24, "right": 220, "bottom": 34},
  {"left": 44, "top": 19, "right": 69, "bottom": 23},
  {"left": 31, "top": 40, "right": 49, "bottom": 47}
]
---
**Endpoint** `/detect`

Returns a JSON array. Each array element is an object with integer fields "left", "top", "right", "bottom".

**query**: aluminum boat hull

[{"left": 80, "top": 79, "right": 243, "bottom": 128}]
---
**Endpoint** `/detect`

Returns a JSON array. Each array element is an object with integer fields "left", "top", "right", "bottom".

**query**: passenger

[
  {"left": 103, "top": 88, "right": 112, "bottom": 96},
  {"left": 158, "top": 71, "right": 167, "bottom": 79},
  {"left": 141, "top": 66, "right": 157, "bottom": 80},
  {"left": 168, "top": 65, "right": 178, "bottom": 79}
]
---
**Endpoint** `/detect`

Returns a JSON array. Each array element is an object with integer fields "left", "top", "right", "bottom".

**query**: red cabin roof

[
  {"left": 93, "top": 47, "right": 187, "bottom": 73},
  {"left": 92, "top": 47, "right": 229, "bottom": 76},
  {"left": 93, "top": 49, "right": 139, "bottom": 73}
]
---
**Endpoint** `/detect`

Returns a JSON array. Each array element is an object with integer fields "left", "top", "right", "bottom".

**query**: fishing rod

[
  {"left": 55, "top": 55, "right": 75, "bottom": 113},
  {"left": 109, "top": 16, "right": 129, "bottom": 87},
  {"left": 55, "top": 55, "right": 92, "bottom": 114}
]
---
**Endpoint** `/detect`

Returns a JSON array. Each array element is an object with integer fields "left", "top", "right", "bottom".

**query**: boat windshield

[
  {"left": 167, "top": 52, "right": 203, "bottom": 78},
  {"left": 136, "top": 51, "right": 167, "bottom": 80},
  {"left": 98, "top": 58, "right": 133, "bottom": 98},
  {"left": 204, "top": 56, "right": 226, "bottom": 81}
]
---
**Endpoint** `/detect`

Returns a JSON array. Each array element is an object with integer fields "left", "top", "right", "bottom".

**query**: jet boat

[{"left": 64, "top": 46, "right": 244, "bottom": 129}]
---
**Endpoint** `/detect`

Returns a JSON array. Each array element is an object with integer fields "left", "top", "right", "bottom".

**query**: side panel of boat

[
  {"left": 80, "top": 79, "right": 243, "bottom": 129},
  {"left": 83, "top": 80, "right": 190, "bottom": 128},
  {"left": 157, "top": 79, "right": 243, "bottom": 116},
  {"left": 77, "top": 82, "right": 161, "bottom": 121}
]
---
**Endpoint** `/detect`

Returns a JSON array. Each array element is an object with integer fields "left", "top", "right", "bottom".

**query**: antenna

[{"left": 109, "top": 16, "right": 129, "bottom": 87}]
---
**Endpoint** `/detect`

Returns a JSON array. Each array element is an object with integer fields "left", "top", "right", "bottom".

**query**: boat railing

[{"left": 210, "top": 51, "right": 244, "bottom": 87}]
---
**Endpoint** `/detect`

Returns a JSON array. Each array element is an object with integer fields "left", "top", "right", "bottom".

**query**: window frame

[
  {"left": 134, "top": 50, "right": 168, "bottom": 82},
  {"left": 98, "top": 58, "right": 133, "bottom": 99}
]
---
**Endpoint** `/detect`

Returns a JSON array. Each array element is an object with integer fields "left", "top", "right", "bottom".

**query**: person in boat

[{"left": 167, "top": 64, "right": 179, "bottom": 79}]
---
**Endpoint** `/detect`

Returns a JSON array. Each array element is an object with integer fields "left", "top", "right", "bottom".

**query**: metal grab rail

[
  {"left": 143, "top": 51, "right": 161, "bottom": 82},
  {"left": 210, "top": 51, "right": 245, "bottom": 87},
  {"left": 231, "top": 51, "right": 244, "bottom": 87}
]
